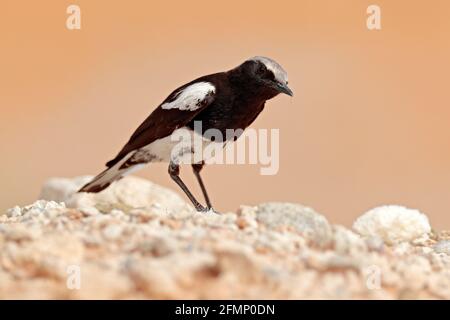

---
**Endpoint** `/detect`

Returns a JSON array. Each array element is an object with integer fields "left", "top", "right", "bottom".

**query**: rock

[
  {"left": 6, "top": 200, "right": 66, "bottom": 219},
  {"left": 255, "top": 202, "right": 332, "bottom": 247},
  {"left": 39, "top": 176, "right": 91, "bottom": 204},
  {"left": 39, "top": 175, "right": 189, "bottom": 214},
  {"left": 332, "top": 225, "right": 367, "bottom": 254},
  {"left": 102, "top": 224, "right": 123, "bottom": 240},
  {"left": 353, "top": 205, "right": 431, "bottom": 245},
  {"left": 0, "top": 177, "right": 449, "bottom": 299},
  {"left": 236, "top": 216, "right": 258, "bottom": 229},
  {"left": 433, "top": 240, "right": 450, "bottom": 255}
]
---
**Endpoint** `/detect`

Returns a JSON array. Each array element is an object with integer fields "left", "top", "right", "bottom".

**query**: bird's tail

[
  {"left": 78, "top": 155, "right": 135, "bottom": 193},
  {"left": 78, "top": 167, "right": 120, "bottom": 193}
]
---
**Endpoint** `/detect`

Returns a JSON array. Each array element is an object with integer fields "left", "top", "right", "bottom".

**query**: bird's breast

[{"left": 188, "top": 98, "right": 266, "bottom": 140}]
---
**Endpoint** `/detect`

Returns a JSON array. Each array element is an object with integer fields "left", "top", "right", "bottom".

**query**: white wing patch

[{"left": 161, "top": 82, "right": 215, "bottom": 111}]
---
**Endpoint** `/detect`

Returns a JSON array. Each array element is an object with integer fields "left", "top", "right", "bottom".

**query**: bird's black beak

[{"left": 275, "top": 82, "right": 293, "bottom": 96}]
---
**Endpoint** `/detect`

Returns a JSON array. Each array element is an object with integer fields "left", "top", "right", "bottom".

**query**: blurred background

[{"left": 1, "top": 0, "right": 450, "bottom": 228}]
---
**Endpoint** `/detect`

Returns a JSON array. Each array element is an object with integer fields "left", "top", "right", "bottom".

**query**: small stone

[
  {"left": 332, "top": 225, "right": 366, "bottom": 254},
  {"left": 6, "top": 200, "right": 66, "bottom": 220},
  {"left": 433, "top": 240, "right": 450, "bottom": 255},
  {"left": 102, "top": 224, "right": 123, "bottom": 240},
  {"left": 237, "top": 205, "right": 257, "bottom": 217},
  {"left": 138, "top": 237, "right": 177, "bottom": 257},
  {"left": 79, "top": 206, "right": 100, "bottom": 216},
  {"left": 353, "top": 205, "right": 431, "bottom": 245},
  {"left": 365, "top": 236, "right": 384, "bottom": 252},
  {"left": 256, "top": 202, "right": 332, "bottom": 247},
  {"left": 236, "top": 216, "right": 257, "bottom": 229},
  {"left": 6, "top": 206, "right": 22, "bottom": 218},
  {"left": 0, "top": 224, "right": 42, "bottom": 241},
  {"left": 160, "top": 218, "right": 182, "bottom": 230}
]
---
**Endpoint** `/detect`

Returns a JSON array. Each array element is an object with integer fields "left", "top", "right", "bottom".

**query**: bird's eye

[
  {"left": 255, "top": 63, "right": 275, "bottom": 81},
  {"left": 257, "top": 65, "right": 266, "bottom": 75},
  {"left": 267, "top": 72, "right": 275, "bottom": 81}
]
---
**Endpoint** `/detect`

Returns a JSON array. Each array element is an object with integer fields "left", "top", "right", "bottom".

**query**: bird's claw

[{"left": 196, "top": 206, "right": 220, "bottom": 214}]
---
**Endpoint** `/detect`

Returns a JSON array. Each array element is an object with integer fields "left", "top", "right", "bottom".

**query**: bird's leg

[
  {"left": 168, "top": 162, "right": 206, "bottom": 212},
  {"left": 192, "top": 162, "right": 213, "bottom": 210}
]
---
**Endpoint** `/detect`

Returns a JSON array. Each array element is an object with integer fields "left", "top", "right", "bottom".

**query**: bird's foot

[{"left": 195, "top": 205, "right": 220, "bottom": 214}]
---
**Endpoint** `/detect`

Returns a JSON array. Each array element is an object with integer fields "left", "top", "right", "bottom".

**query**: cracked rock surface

[{"left": 0, "top": 176, "right": 449, "bottom": 299}]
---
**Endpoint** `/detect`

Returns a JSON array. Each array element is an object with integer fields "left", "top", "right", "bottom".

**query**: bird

[{"left": 79, "top": 56, "right": 293, "bottom": 212}]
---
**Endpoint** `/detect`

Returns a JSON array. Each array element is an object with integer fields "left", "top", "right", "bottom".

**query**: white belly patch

[{"left": 134, "top": 127, "right": 224, "bottom": 165}]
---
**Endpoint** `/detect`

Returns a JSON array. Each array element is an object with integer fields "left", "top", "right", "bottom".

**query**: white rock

[
  {"left": 433, "top": 240, "right": 450, "bottom": 255},
  {"left": 102, "top": 224, "right": 123, "bottom": 240},
  {"left": 78, "top": 206, "right": 100, "bottom": 216},
  {"left": 256, "top": 202, "right": 332, "bottom": 247},
  {"left": 332, "top": 225, "right": 366, "bottom": 254},
  {"left": 365, "top": 236, "right": 384, "bottom": 251},
  {"left": 39, "top": 176, "right": 92, "bottom": 203},
  {"left": 6, "top": 200, "right": 66, "bottom": 219},
  {"left": 39, "top": 175, "right": 189, "bottom": 213},
  {"left": 6, "top": 206, "right": 22, "bottom": 218},
  {"left": 353, "top": 205, "right": 431, "bottom": 245}
]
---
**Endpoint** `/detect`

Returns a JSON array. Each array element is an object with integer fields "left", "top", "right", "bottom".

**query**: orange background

[{"left": 1, "top": 0, "right": 450, "bottom": 228}]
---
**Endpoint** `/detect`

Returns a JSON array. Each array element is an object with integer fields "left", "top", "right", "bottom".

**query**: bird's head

[{"left": 230, "top": 56, "right": 293, "bottom": 99}]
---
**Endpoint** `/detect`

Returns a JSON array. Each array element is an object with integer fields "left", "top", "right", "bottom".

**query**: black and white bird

[{"left": 79, "top": 56, "right": 293, "bottom": 212}]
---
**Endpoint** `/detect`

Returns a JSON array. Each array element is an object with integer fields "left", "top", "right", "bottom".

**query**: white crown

[{"left": 250, "top": 56, "right": 288, "bottom": 84}]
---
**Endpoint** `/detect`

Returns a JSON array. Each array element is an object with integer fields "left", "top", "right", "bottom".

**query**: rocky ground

[{"left": 1, "top": 176, "right": 449, "bottom": 299}]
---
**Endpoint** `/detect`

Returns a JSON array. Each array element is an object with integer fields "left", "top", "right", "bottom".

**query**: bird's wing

[{"left": 105, "top": 81, "right": 216, "bottom": 168}]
